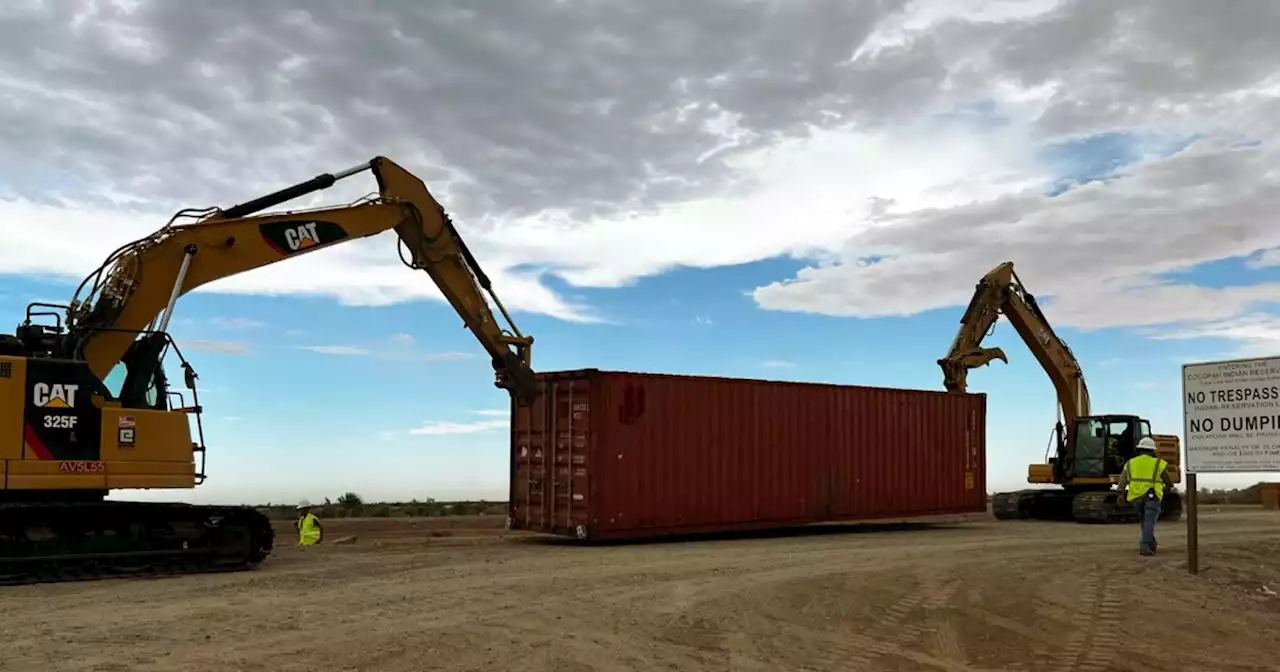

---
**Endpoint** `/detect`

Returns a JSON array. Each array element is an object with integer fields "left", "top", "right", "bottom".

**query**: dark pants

[{"left": 1134, "top": 495, "right": 1161, "bottom": 552}]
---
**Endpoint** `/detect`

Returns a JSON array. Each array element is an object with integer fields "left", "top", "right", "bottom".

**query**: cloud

[
  {"left": 209, "top": 316, "right": 265, "bottom": 330},
  {"left": 0, "top": 0, "right": 967, "bottom": 324},
  {"left": 407, "top": 419, "right": 509, "bottom": 436},
  {"left": 754, "top": 138, "right": 1280, "bottom": 331},
  {"left": 746, "top": 0, "right": 1280, "bottom": 338},
  {"left": 293, "top": 337, "right": 471, "bottom": 360},
  {"left": 388, "top": 332, "right": 415, "bottom": 347},
  {"left": 472, "top": 409, "right": 508, "bottom": 417},
  {"left": 422, "top": 351, "right": 471, "bottom": 361},
  {"left": 0, "top": 0, "right": 1278, "bottom": 346},
  {"left": 759, "top": 359, "right": 795, "bottom": 368},
  {"left": 182, "top": 339, "right": 252, "bottom": 355},
  {"left": 1149, "top": 314, "right": 1280, "bottom": 359},
  {"left": 297, "top": 345, "right": 369, "bottom": 356}
]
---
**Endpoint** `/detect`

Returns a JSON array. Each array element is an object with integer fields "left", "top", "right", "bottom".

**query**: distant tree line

[
  {"left": 256, "top": 492, "right": 508, "bottom": 520},
  {"left": 986, "top": 483, "right": 1274, "bottom": 506},
  {"left": 1195, "top": 484, "right": 1268, "bottom": 505}
]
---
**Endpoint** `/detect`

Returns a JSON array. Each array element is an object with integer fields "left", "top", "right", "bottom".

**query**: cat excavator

[
  {"left": 0, "top": 156, "right": 537, "bottom": 584},
  {"left": 939, "top": 261, "right": 1182, "bottom": 524}
]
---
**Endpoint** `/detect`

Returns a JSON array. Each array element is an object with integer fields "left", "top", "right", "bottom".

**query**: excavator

[
  {"left": 938, "top": 261, "right": 1183, "bottom": 524},
  {"left": 0, "top": 157, "right": 537, "bottom": 585}
]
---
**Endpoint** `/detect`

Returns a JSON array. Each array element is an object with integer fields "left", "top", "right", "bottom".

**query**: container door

[{"left": 511, "top": 376, "right": 592, "bottom": 537}]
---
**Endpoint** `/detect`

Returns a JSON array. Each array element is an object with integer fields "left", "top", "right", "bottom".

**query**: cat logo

[
  {"left": 284, "top": 222, "right": 322, "bottom": 251},
  {"left": 33, "top": 382, "right": 79, "bottom": 408},
  {"left": 259, "top": 219, "right": 349, "bottom": 256}
]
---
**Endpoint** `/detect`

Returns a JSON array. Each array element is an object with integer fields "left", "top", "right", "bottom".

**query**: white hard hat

[
  {"left": 1137, "top": 437, "right": 1157, "bottom": 452},
  {"left": 296, "top": 500, "right": 312, "bottom": 509}
]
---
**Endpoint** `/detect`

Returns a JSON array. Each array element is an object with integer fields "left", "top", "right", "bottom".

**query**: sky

[{"left": 2, "top": 0, "right": 1280, "bottom": 505}]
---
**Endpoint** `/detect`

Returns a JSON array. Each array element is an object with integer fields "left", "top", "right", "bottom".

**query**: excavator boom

[
  {"left": 938, "top": 261, "right": 1089, "bottom": 446},
  {"left": 63, "top": 157, "right": 535, "bottom": 405}
]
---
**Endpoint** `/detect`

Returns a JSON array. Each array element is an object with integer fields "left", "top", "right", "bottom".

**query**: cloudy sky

[{"left": 2, "top": 0, "right": 1278, "bottom": 503}]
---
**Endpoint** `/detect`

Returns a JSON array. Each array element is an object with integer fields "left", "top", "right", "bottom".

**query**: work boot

[{"left": 1140, "top": 545, "right": 1154, "bottom": 556}]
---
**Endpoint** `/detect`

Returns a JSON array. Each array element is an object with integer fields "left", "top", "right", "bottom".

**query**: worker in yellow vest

[
  {"left": 295, "top": 500, "right": 323, "bottom": 547},
  {"left": 1118, "top": 437, "right": 1175, "bottom": 556}
]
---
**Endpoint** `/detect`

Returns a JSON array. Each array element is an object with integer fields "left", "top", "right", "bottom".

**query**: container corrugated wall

[{"left": 508, "top": 369, "right": 987, "bottom": 541}]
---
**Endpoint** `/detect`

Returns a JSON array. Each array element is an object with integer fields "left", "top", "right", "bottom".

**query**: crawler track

[
  {"left": 0, "top": 501, "right": 274, "bottom": 586},
  {"left": 993, "top": 488, "right": 1183, "bottom": 524}
]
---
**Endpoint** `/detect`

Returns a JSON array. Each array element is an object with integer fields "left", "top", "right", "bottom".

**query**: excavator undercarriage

[
  {"left": 990, "top": 487, "right": 1183, "bottom": 524},
  {"left": 0, "top": 500, "right": 274, "bottom": 586}
]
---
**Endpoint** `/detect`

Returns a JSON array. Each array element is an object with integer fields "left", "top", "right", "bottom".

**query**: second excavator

[
  {"left": 939, "top": 261, "right": 1182, "bottom": 524},
  {"left": 0, "top": 157, "right": 537, "bottom": 585}
]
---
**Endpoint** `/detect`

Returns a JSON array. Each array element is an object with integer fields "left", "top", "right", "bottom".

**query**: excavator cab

[{"left": 1072, "top": 414, "right": 1151, "bottom": 479}]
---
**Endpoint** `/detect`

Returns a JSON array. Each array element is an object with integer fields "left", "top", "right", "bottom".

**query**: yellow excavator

[
  {"left": 0, "top": 157, "right": 537, "bottom": 584},
  {"left": 939, "top": 261, "right": 1182, "bottom": 524}
]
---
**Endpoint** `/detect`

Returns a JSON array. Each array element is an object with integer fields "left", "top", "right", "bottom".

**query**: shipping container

[
  {"left": 507, "top": 369, "right": 987, "bottom": 541},
  {"left": 1262, "top": 483, "right": 1280, "bottom": 511}
]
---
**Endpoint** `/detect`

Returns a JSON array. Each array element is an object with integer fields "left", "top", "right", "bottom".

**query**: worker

[
  {"left": 295, "top": 500, "right": 323, "bottom": 547},
  {"left": 1117, "top": 437, "right": 1175, "bottom": 556},
  {"left": 1106, "top": 435, "right": 1121, "bottom": 473}
]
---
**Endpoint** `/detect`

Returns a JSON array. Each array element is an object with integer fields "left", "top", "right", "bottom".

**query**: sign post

[{"left": 1182, "top": 356, "right": 1280, "bottom": 575}]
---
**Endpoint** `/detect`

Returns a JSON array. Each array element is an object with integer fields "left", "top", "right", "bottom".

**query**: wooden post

[{"left": 1187, "top": 472, "right": 1199, "bottom": 575}]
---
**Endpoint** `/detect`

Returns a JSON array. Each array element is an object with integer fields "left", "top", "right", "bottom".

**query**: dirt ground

[{"left": 3, "top": 508, "right": 1279, "bottom": 672}]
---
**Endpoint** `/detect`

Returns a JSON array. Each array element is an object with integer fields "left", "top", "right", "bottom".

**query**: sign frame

[
  {"left": 1180, "top": 354, "right": 1280, "bottom": 575},
  {"left": 1182, "top": 355, "right": 1280, "bottom": 474}
]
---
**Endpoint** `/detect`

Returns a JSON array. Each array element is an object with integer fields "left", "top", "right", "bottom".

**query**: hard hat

[
  {"left": 296, "top": 500, "right": 312, "bottom": 509},
  {"left": 1137, "top": 437, "right": 1157, "bottom": 453}
]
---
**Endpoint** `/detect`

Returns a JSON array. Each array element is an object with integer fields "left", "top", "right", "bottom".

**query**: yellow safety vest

[
  {"left": 297, "top": 512, "right": 321, "bottom": 546},
  {"left": 1124, "top": 454, "right": 1166, "bottom": 502}
]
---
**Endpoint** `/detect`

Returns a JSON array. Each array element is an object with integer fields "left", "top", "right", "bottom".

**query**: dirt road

[{"left": 4, "top": 509, "right": 1279, "bottom": 672}]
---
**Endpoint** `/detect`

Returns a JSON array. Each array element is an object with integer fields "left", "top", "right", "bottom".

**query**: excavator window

[
  {"left": 103, "top": 361, "right": 127, "bottom": 398},
  {"left": 1075, "top": 418, "right": 1109, "bottom": 478},
  {"left": 115, "top": 334, "right": 171, "bottom": 411}
]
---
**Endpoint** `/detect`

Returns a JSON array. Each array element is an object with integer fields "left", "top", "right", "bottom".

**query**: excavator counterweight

[
  {"left": 938, "top": 261, "right": 1182, "bottom": 525},
  {"left": 0, "top": 157, "right": 537, "bottom": 585}
]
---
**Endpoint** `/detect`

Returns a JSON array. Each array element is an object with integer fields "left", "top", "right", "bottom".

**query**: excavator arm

[
  {"left": 55, "top": 156, "right": 536, "bottom": 405},
  {"left": 938, "top": 262, "right": 1091, "bottom": 448}
]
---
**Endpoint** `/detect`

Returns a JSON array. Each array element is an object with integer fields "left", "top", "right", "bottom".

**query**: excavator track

[
  {"left": 1070, "top": 489, "right": 1184, "bottom": 524},
  {"left": 1070, "top": 491, "right": 1134, "bottom": 524},
  {"left": 0, "top": 501, "right": 274, "bottom": 586},
  {"left": 993, "top": 488, "right": 1183, "bottom": 524},
  {"left": 991, "top": 489, "right": 1077, "bottom": 521}
]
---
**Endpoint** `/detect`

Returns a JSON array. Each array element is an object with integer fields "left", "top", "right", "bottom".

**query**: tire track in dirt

[
  {"left": 1045, "top": 568, "right": 1121, "bottom": 672},
  {"left": 1046, "top": 571, "right": 1099, "bottom": 672},
  {"left": 958, "top": 579, "right": 1063, "bottom": 656},
  {"left": 795, "top": 577, "right": 927, "bottom": 671},
  {"left": 1074, "top": 579, "right": 1122, "bottom": 672},
  {"left": 806, "top": 566, "right": 986, "bottom": 672},
  {"left": 920, "top": 570, "right": 966, "bottom": 665}
]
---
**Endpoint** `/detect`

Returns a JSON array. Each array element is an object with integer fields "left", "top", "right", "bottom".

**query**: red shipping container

[{"left": 507, "top": 369, "right": 987, "bottom": 541}]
